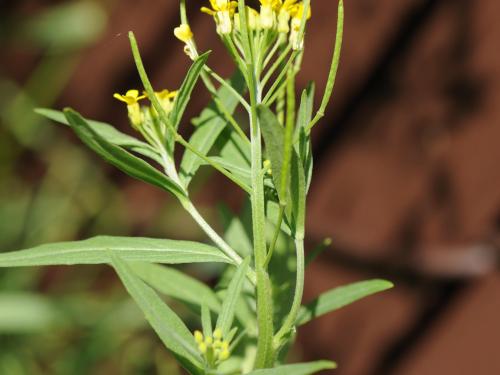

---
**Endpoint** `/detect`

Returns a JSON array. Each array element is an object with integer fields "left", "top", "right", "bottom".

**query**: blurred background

[{"left": 1, "top": 0, "right": 500, "bottom": 374}]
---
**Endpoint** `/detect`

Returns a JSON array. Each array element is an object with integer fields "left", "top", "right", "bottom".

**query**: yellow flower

[
  {"left": 113, "top": 90, "right": 146, "bottom": 129},
  {"left": 289, "top": 2, "right": 311, "bottom": 50},
  {"left": 174, "top": 23, "right": 198, "bottom": 60},
  {"left": 113, "top": 89, "right": 146, "bottom": 106},
  {"left": 193, "top": 328, "right": 231, "bottom": 364},
  {"left": 155, "top": 89, "right": 178, "bottom": 113},
  {"left": 259, "top": 0, "right": 280, "bottom": 29},
  {"left": 174, "top": 24, "right": 193, "bottom": 43},
  {"left": 277, "top": 0, "right": 298, "bottom": 33},
  {"left": 201, "top": 0, "right": 238, "bottom": 34}
]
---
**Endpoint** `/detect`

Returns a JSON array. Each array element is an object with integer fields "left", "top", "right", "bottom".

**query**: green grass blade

[
  {"left": 216, "top": 257, "right": 250, "bottom": 337},
  {"left": 247, "top": 360, "right": 337, "bottom": 375},
  {"left": 0, "top": 236, "right": 232, "bottom": 267},
  {"left": 296, "top": 279, "right": 394, "bottom": 326},
  {"left": 130, "top": 262, "right": 221, "bottom": 313},
  {"left": 63, "top": 108, "right": 186, "bottom": 199},
  {"left": 36, "top": 108, "right": 162, "bottom": 164},
  {"left": 110, "top": 253, "right": 203, "bottom": 374},
  {"left": 170, "top": 52, "right": 211, "bottom": 130}
]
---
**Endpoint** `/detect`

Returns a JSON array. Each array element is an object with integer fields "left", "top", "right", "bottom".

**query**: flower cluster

[
  {"left": 174, "top": 0, "right": 311, "bottom": 57},
  {"left": 113, "top": 88, "right": 177, "bottom": 146},
  {"left": 194, "top": 329, "right": 231, "bottom": 365}
]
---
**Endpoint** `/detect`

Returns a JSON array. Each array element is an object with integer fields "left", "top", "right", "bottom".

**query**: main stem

[{"left": 249, "top": 68, "right": 275, "bottom": 368}]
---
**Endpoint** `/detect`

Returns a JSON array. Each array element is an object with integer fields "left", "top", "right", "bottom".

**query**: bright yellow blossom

[
  {"left": 259, "top": 0, "right": 280, "bottom": 29},
  {"left": 113, "top": 90, "right": 146, "bottom": 128},
  {"left": 174, "top": 24, "right": 193, "bottom": 43},
  {"left": 201, "top": 0, "right": 238, "bottom": 34},
  {"left": 192, "top": 329, "right": 231, "bottom": 364},
  {"left": 289, "top": 2, "right": 311, "bottom": 50},
  {"left": 154, "top": 89, "right": 178, "bottom": 113},
  {"left": 174, "top": 23, "right": 198, "bottom": 60},
  {"left": 277, "top": 0, "right": 298, "bottom": 32}
]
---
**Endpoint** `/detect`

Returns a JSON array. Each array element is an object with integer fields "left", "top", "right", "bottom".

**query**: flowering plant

[{"left": 0, "top": 1, "right": 393, "bottom": 373}]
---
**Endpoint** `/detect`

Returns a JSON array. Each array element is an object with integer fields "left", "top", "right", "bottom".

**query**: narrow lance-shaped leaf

[
  {"left": 201, "top": 302, "right": 213, "bottom": 338},
  {"left": 308, "top": 0, "right": 344, "bottom": 131},
  {"left": 170, "top": 52, "right": 210, "bottom": 130},
  {"left": 296, "top": 279, "right": 394, "bottom": 326},
  {"left": 35, "top": 108, "right": 161, "bottom": 164},
  {"left": 247, "top": 360, "right": 337, "bottom": 375},
  {"left": 179, "top": 71, "right": 246, "bottom": 186},
  {"left": 289, "top": 151, "right": 306, "bottom": 238},
  {"left": 258, "top": 104, "right": 287, "bottom": 205},
  {"left": 130, "top": 262, "right": 221, "bottom": 313},
  {"left": 110, "top": 253, "right": 204, "bottom": 374},
  {"left": 216, "top": 257, "right": 250, "bottom": 337},
  {"left": 63, "top": 108, "right": 186, "bottom": 200},
  {"left": 0, "top": 236, "right": 231, "bottom": 267},
  {"left": 295, "top": 83, "right": 315, "bottom": 192}
]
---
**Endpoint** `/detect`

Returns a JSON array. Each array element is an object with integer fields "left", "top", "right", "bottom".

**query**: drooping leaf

[
  {"left": 170, "top": 52, "right": 210, "bottom": 130},
  {"left": 216, "top": 257, "right": 250, "bottom": 337},
  {"left": 63, "top": 108, "right": 186, "bottom": 199},
  {"left": 179, "top": 71, "right": 246, "bottom": 186},
  {"left": 0, "top": 236, "right": 231, "bottom": 267},
  {"left": 36, "top": 108, "right": 162, "bottom": 164},
  {"left": 247, "top": 360, "right": 337, "bottom": 375},
  {"left": 296, "top": 279, "right": 394, "bottom": 326},
  {"left": 130, "top": 262, "right": 221, "bottom": 313},
  {"left": 110, "top": 253, "right": 203, "bottom": 374}
]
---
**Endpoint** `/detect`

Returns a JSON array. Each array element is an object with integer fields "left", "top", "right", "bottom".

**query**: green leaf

[
  {"left": 216, "top": 257, "right": 250, "bottom": 337},
  {"left": 308, "top": 0, "right": 344, "bottom": 131},
  {"left": 179, "top": 71, "right": 246, "bottom": 186},
  {"left": 129, "top": 262, "right": 221, "bottom": 313},
  {"left": 219, "top": 204, "right": 253, "bottom": 257},
  {"left": 247, "top": 360, "right": 337, "bottom": 375},
  {"left": 201, "top": 302, "right": 213, "bottom": 338},
  {"left": 258, "top": 104, "right": 286, "bottom": 205},
  {"left": 170, "top": 52, "right": 210, "bottom": 130},
  {"left": 63, "top": 108, "right": 186, "bottom": 199},
  {"left": 296, "top": 279, "right": 394, "bottom": 326},
  {"left": 289, "top": 152, "right": 306, "bottom": 238},
  {"left": 295, "top": 83, "right": 315, "bottom": 191},
  {"left": 0, "top": 236, "right": 231, "bottom": 267},
  {"left": 110, "top": 253, "right": 203, "bottom": 374},
  {"left": 36, "top": 108, "right": 162, "bottom": 164}
]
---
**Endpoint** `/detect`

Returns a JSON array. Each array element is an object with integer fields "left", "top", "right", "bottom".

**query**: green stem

[
  {"left": 176, "top": 135, "right": 252, "bottom": 194},
  {"left": 248, "top": 70, "right": 275, "bottom": 369},
  {"left": 200, "top": 71, "right": 250, "bottom": 144},
  {"left": 205, "top": 66, "right": 251, "bottom": 112},
  {"left": 181, "top": 198, "right": 257, "bottom": 285},
  {"left": 262, "top": 51, "right": 299, "bottom": 104}
]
